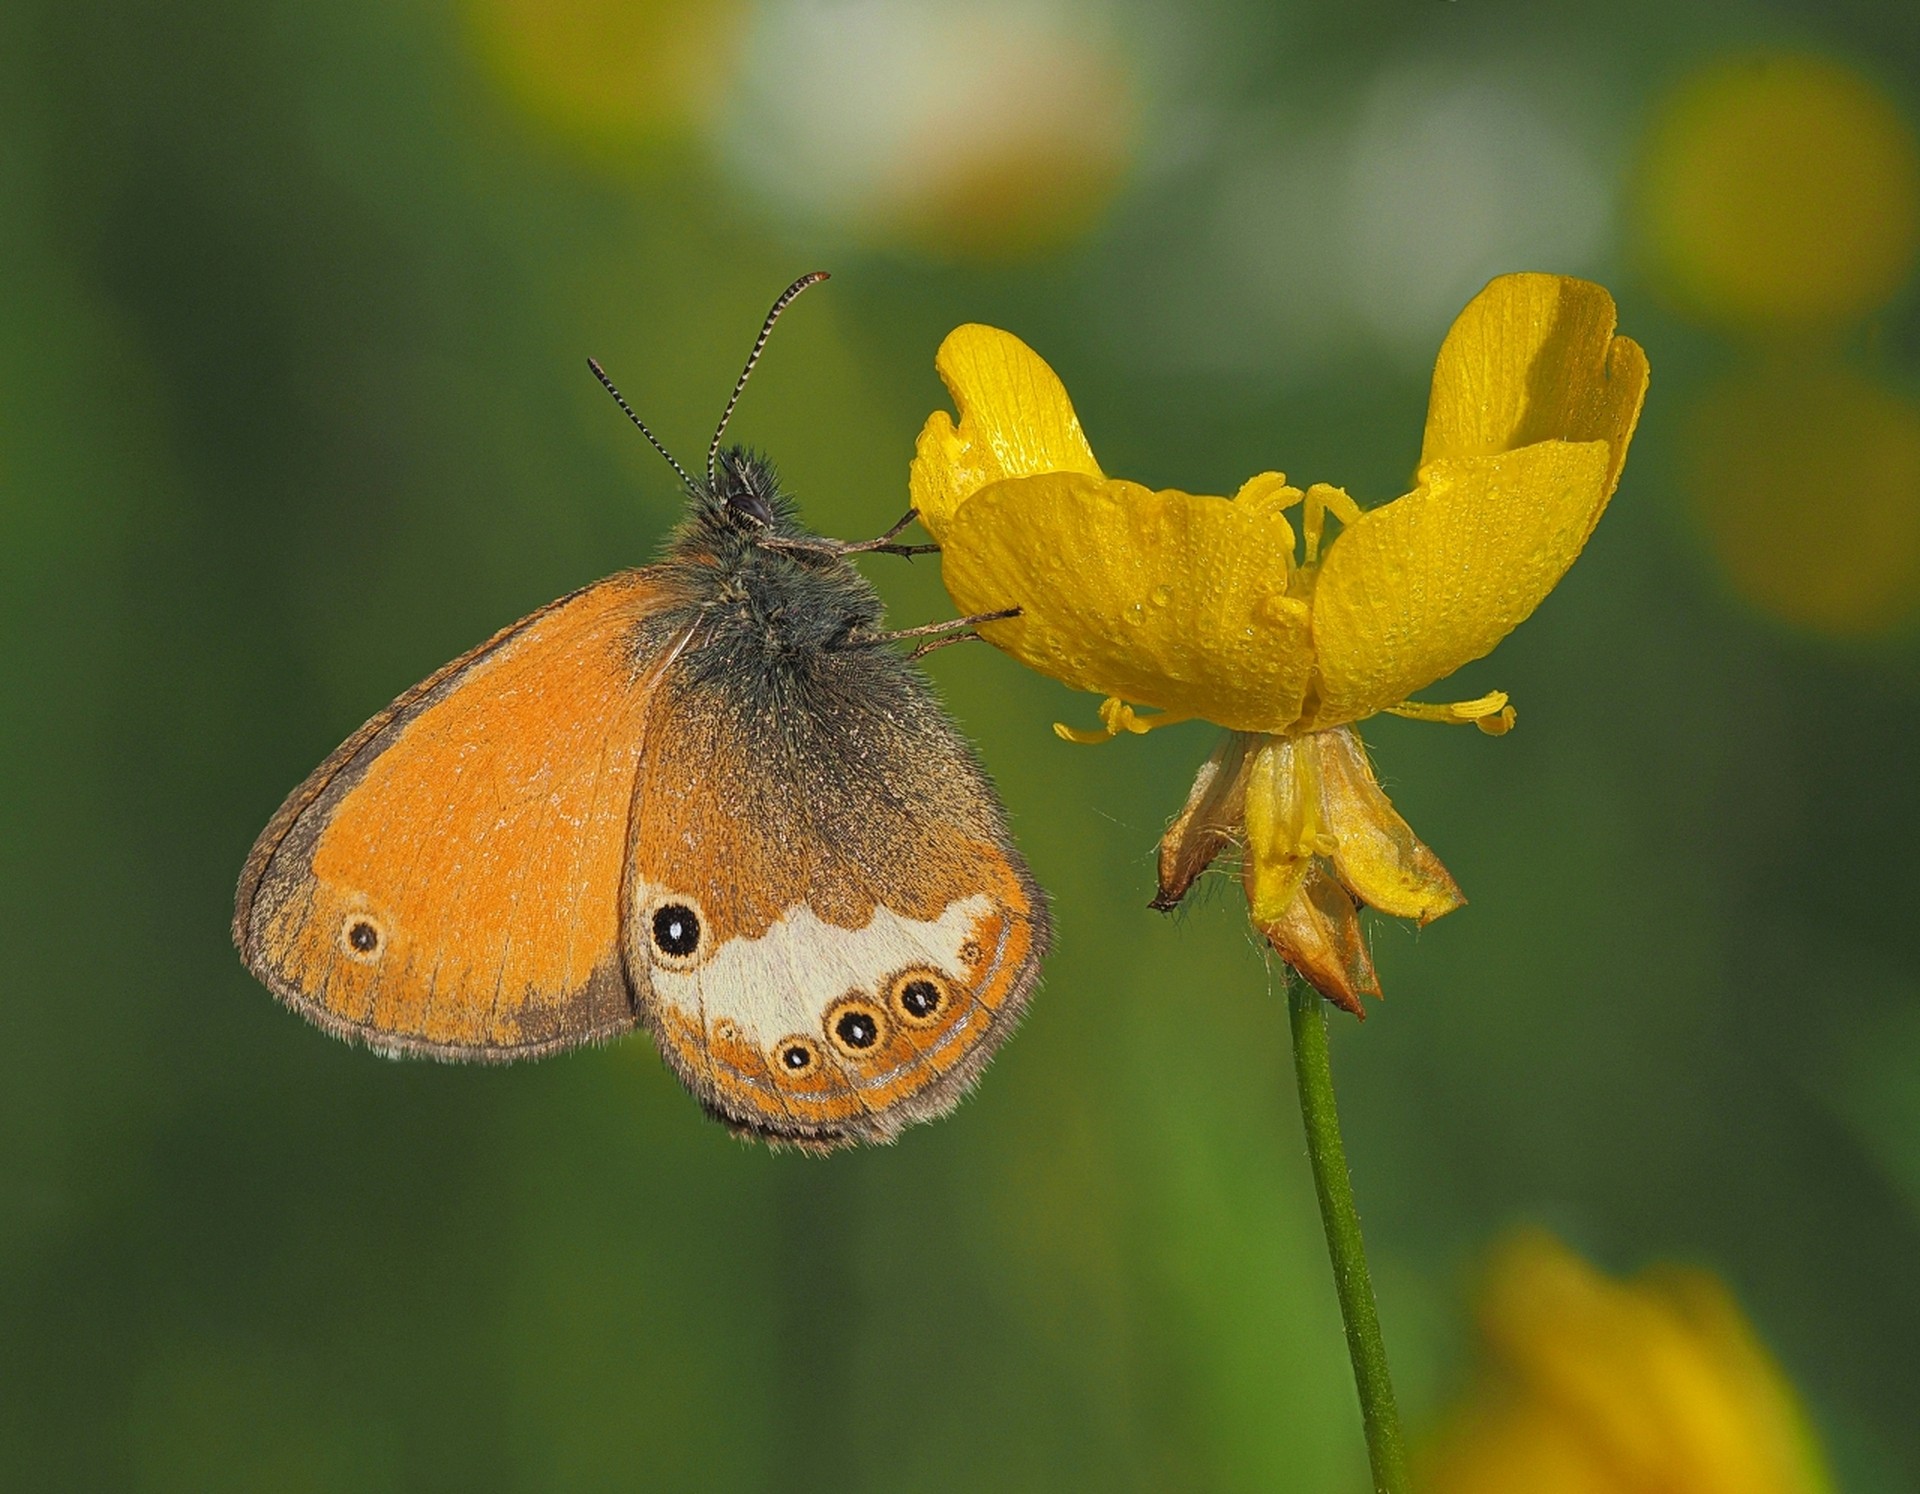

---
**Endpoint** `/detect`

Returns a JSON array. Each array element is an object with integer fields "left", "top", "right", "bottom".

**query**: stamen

[
  {"left": 1385, "top": 691, "right": 1516, "bottom": 735},
  {"left": 1232, "top": 472, "right": 1302, "bottom": 513},
  {"left": 1303, "top": 484, "right": 1361, "bottom": 567},
  {"left": 1054, "top": 696, "right": 1193, "bottom": 743}
]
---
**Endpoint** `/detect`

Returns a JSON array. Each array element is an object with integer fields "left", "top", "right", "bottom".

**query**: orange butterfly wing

[
  {"left": 622, "top": 644, "right": 1049, "bottom": 1147},
  {"left": 234, "top": 571, "right": 684, "bottom": 1059}
]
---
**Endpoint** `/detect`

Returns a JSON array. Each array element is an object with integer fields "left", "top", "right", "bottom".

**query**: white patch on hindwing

[{"left": 635, "top": 886, "right": 993, "bottom": 1051}]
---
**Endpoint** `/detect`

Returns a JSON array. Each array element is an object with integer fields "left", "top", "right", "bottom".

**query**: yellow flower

[
  {"left": 1417, "top": 1232, "right": 1835, "bottom": 1494},
  {"left": 910, "top": 274, "right": 1647, "bottom": 1011},
  {"left": 463, "top": 0, "right": 745, "bottom": 156},
  {"left": 1637, "top": 53, "right": 1920, "bottom": 333},
  {"left": 1687, "top": 352, "right": 1920, "bottom": 636}
]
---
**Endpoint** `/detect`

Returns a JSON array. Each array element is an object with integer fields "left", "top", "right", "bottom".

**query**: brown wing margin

[{"left": 233, "top": 570, "right": 680, "bottom": 1061}]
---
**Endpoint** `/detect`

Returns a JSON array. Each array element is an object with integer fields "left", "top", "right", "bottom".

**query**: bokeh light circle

[
  {"left": 1687, "top": 356, "right": 1920, "bottom": 636},
  {"left": 1639, "top": 54, "right": 1920, "bottom": 331},
  {"left": 717, "top": 0, "right": 1138, "bottom": 262},
  {"left": 464, "top": 0, "right": 746, "bottom": 153}
]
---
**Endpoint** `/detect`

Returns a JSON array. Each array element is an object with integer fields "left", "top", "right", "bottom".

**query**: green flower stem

[{"left": 1287, "top": 977, "right": 1411, "bottom": 1494}]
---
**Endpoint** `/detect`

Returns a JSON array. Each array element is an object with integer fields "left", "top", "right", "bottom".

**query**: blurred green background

[{"left": 4, "top": 0, "right": 1919, "bottom": 1489}]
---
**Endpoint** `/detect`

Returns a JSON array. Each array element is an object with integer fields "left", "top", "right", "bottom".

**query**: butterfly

[{"left": 233, "top": 274, "right": 1049, "bottom": 1149}]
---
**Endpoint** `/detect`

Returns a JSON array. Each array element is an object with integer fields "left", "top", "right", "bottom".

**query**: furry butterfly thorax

[{"left": 659, "top": 445, "right": 888, "bottom": 660}]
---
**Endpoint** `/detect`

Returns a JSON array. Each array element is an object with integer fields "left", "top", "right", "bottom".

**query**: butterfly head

[{"left": 708, "top": 445, "right": 784, "bottom": 530}]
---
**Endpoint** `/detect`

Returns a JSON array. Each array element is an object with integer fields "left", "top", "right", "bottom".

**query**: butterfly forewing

[{"left": 234, "top": 571, "right": 678, "bottom": 1059}]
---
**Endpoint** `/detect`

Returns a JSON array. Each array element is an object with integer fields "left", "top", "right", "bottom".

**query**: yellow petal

[
  {"left": 1307, "top": 442, "right": 1611, "bottom": 730},
  {"left": 1310, "top": 727, "right": 1465, "bottom": 923},
  {"left": 909, "top": 324, "right": 1102, "bottom": 539},
  {"left": 1421, "top": 273, "right": 1650, "bottom": 507},
  {"left": 941, "top": 472, "right": 1316, "bottom": 733},
  {"left": 1446, "top": 1233, "right": 1838, "bottom": 1494}
]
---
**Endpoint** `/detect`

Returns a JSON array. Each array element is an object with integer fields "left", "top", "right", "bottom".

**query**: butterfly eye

[
  {"left": 888, "top": 968, "right": 951, "bottom": 1027},
  {"left": 826, "top": 997, "right": 886, "bottom": 1056},
  {"left": 650, "top": 901, "right": 703, "bottom": 961},
  {"left": 339, "top": 915, "right": 386, "bottom": 961}
]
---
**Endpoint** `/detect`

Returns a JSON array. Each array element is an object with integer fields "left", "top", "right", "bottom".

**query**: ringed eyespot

[
  {"left": 649, "top": 899, "right": 704, "bottom": 964},
  {"left": 826, "top": 996, "right": 886, "bottom": 1056},
  {"left": 888, "top": 968, "right": 950, "bottom": 1027},
  {"left": 340, "top": 915, "right": 385, "bottom": 961},
  {"left": 776, "top": 1038, "right": 821, "bottom": 1074}
]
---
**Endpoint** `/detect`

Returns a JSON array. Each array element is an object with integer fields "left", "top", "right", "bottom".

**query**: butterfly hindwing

[
  {"left": 623, "top": 639, "right": 1048, "bottom": 1147},
  {"left": 234, "top": 571, "right": 684, "bottom": 1059}
]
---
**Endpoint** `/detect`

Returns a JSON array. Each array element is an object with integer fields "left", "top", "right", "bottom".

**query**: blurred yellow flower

[
  {"left": 1418, "top": 1232, "right": 1835, "bottom": 1494},
  {"left": 463, "top": 0, "right": 744, "bottom": 154},
  {"left": 911, "top": 275, "right": 1647, "bottom": 1010},
  {"left": 1688, "top": 355, "right": 1920, "bottom": 636},
  {"left": 1638, "top": 53, "right": 1920, "bottom": 331}
]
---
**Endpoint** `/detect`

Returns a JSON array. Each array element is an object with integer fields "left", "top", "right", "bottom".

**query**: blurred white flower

[
  {"left": 1097, "top": 50, "right": 1617, "bottom": 381},
  {"left": 1340, "top": 58, "right": 1613, "bottom": 365},
  {"left": 716, "top": 0, "right": 1139, "bottom": 260}
]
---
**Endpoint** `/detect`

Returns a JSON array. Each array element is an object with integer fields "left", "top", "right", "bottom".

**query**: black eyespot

[
  {"left": 341, "top": 917, "right": 385, "bottom": 960},
  {"left": 652, "top": 903, "right": 701, "bottom": 958},
  {"left": 834, "top": 1009, "right": 879, "bottom": 1050},
  {"left": 888, "top": 968, "right": 950, "bottom": 1027},
  {"left": 782, "top": 1044, "right": 813, "bottom": 1072}
]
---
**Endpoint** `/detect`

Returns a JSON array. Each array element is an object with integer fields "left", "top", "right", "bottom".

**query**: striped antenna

[
  {"left": 587, "top": 357, "right": 695, "bottom": 490},
  {"left": 707, "top": 271, "right": 830, "bottom": 486}
]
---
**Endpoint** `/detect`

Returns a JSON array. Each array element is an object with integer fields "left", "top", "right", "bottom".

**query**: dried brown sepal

[
  {"left": 1258, "top": 862, "right": 1381, "bottom": 1017},
  {"left": 1152, "top": 731, "right": 1256, "bottom": 910}
]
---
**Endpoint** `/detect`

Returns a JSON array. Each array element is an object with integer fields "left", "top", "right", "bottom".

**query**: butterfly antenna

[
  {"left": 587, "top": 357, "right": 696, "bottom": 490},
  {"left": 707, "top": 271, "right": 830, "bottom": 486}
]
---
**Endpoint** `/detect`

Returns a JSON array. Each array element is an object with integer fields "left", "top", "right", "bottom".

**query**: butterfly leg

[
  {"left": 908, "top": 631, "right": 993, "bottom": 660},
  {"left": 761, "top": 508, "right": 939, "bottom": 560},
  {"left": 855, "top": 607, "right": 1021, "bottom": 657},
  {"left": 839, "top": 508, "right": 940, "bottom": 557}
]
